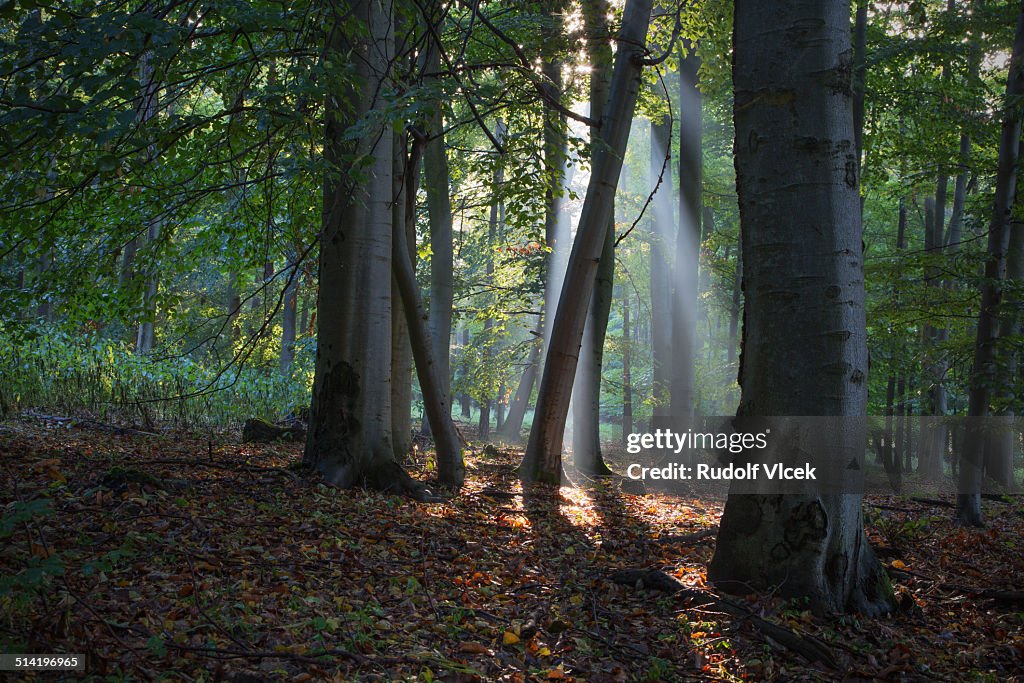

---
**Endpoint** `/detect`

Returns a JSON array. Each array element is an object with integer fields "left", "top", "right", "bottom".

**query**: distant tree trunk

[
  {"left": 499, "top": 321, "right": 540, "bottom": 441},
  {"left": 648, "top": 119, "right": 673, "bottom": 419},
  {"left": 496, "top": 379, "right": 505, "bottom": 432},
  {"left": 920, "top": 197, "right": 947, "bottom": 481},
  {"left": 709, "top": 0, "right": 892, "bottom": 616},
  {"left": 622, "top": 292, "right": 633, "bottom": 445},
  {"left": 280, "top": 250, "right": 298, "bottom": 375},
  {"left": 522, "top": 0, "right": 652, "bottom": 484},
  {"left": 459, "top": 325, "right": 471, "bottom": 419},
  {"left": 421, "top": 5, "right": 455, "bottom": 436},
  {"left": 391, "top": 132, "right": 414, "bottom": 462},
  {"left": 227, "top": 271, "right": 241, "bottom": 346},
  {"left": 304, "top": 0, "right": 425, "bottom": 498},
  {"left": 36, "top": 249, "right": 52, "bottom": 321},
  {"left": 135, "top": 55, "right": 161, "bottom": 355},
  {"left": 392, "top": 136, "right": 464, "bottom": 487},
  {"left": 671, "top": 39, "right": 701, "bottom": 421},
  {"left": 958, "top": 9, "right": 1024, "bottom": 525}
]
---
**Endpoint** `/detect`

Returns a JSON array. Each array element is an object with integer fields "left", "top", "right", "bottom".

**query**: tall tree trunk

[
  {"left": 391, "top": 132, "right": 414, "bottom": 462},
  {"left": 709, "top": 0, "right": 892, "bottom": 615},
  {"left": 304, "top": 0, "right": 425, "bottom": 498},
  {"left": 392, "top": 136, "right": 465, "bottom": 488},
  {"left": 522, "top": 0, "right": 652, "bottom": 484},
  {"left": 135, "top": 54, "right": 161, "bottom": 355},
  {"left": 920, "top": 197, "right": 947, "bottom": 481},
  {"left": 572, "top": 0, "right": 616, "bottom": 476},
  {"left": 622, "top": 292, "right": 633, "bottom": 445},
  {"left": 958, "top": 8, "right": 1024, "bottom": 525},
  {"left": 672, "top": 41, "right": 702, "bottom": 421},
  {"left": 421, "top": 4, "right": 455, "bottom": 436},
  {"left": 649, "top": 119, "right": 673, "bottom": 419}
]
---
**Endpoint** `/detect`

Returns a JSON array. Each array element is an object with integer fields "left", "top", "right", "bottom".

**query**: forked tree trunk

[
  {"left": 522, "top": 0, "right": 652, "bottom": 484},
  {"left": 958, "top": 8, "right": 1024, "bottom": 526},
  {"left": 708, "top": 0, "right": 892, "bottom": 616},
  {"left": 304, "top": 0, "right": 426, "bottom": 498},
  {"left": 392, "top": 137, "right": 465, "bottom": 488}
]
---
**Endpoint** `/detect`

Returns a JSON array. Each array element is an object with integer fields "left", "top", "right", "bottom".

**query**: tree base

[{"left": 709, "top": 494, "right": 894, "bottom": 617}]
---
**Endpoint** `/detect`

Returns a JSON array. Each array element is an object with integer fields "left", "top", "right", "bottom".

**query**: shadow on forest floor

[{"left": 1, "top": 420, "right": 1023, "bottom": 681}]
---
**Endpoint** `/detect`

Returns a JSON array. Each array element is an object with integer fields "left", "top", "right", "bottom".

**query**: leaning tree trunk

[
  {"left": 522, "top": 0, "right": 652, "bottom": 484},
  {"left": 957, "top": 7, "right": 1024, "bottom": 526},
  {"left": 989, "top": 143, "right": 1024, "bottom": 489},
  {"left": 708, "top": 0, "right": 892, "bottom": 616},
  {"left": 304, "top": 0, "right": 424, "bottom": 498},
  {"left": 392, "top": 136, "right": 465, "bottom": 488},
  {"left": 571, "top": 0, "right": 618, "bottom": 476}
]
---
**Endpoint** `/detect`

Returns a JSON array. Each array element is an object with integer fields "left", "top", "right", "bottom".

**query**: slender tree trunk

[
  {"left": 392, "top": 137, "right": 465, "bottom": 488},
  {"left": 709, "top": 0, "right": 892, "bottom": 615},
  {"left": 522, "top": 0, "right": 652, "bottom": 484},
  {"left": 421, "top": 4, "right": 455, "bottom": 435},
  {"left": 921, "top": 197, "right": 947, "bottom": 480},
  {"left": 989, "top": 142, "right": 1024, "bottom": 489},
  {"left": 391, "top": 132, "right": 414, "bottom": 462},
  {"left": 672, "top": 42, "right": 702, "bottom": 421},
  {"left": 958, "top": 9, "right": 1024, "bottom": 525},
  {"left": 280, "top": 249, "right": 298, "bottom": 375},
  {"left": 572, "top": 0, "right": 615, "bottom": 475},
  {"left": 649, "top": 119, "right": 673, "bottom": 419},
  {"left": 499, "top": 321, "right": 541, "bottom": 441},
  {"left": 227, "top": 271, "right": 241, "bottom": 346},
  {"left": 622, "top": 292, "right": 633, "bottom": 445}
]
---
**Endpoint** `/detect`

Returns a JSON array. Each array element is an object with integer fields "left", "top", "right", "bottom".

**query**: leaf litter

[{"left": 1, "top": 423, "right": 1023, "bottom": 681}]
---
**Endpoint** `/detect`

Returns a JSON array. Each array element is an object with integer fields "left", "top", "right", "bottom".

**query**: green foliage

[{"left": 0, "top": 323, "right": 314, "bottom": 425}]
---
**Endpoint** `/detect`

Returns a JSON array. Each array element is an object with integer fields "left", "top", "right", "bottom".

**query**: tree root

[{"left": 611, "top": 568, "right": 838, "bottom": 668}]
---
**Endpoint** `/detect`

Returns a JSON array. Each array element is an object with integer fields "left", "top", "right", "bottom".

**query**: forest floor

[{"left": 1, "top": 417, "right": 1023, "bottom": 682}]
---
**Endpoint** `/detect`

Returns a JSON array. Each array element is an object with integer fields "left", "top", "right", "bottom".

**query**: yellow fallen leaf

[
  {"left": 503, "top": 631, "right": 520, "bottom": 646},
  {"left": 891, "top": 559, "right": 907, "bottom": 569}
]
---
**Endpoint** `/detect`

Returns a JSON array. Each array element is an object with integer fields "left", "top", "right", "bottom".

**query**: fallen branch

[
  {"left": 611, "top": 569, "right": 838, "bottom": 668},
  {"left": 652, "top": 528, "right": 717, "bottom": 545},
  {"left": 888, "top": 566, "right": 1024, "bottom": 605}
]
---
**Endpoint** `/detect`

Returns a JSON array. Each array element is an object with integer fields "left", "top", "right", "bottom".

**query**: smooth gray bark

[
  {"left": 305, "top": 0, "right": 424, "bottom": 497},
  {"left": 957, "top": 7, "right": 1024, "bottom": 526},
  {"left": 671, "top": 43, "right": 701, "bottom": 420},
  {"left": 709, "top": 0, "right": 892, "bottom": 616},
  {"left": 392, "top": 132, "right": 414, "bottom": 462},
  {"left": 422, "top": 10, "right": 455, "bottom": 435},
  {"left": 571, "top": 0, "right": 616, "bottom": 476},
  {"left": 522, "top": 0, "right": 652, "bottom": 484}
]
